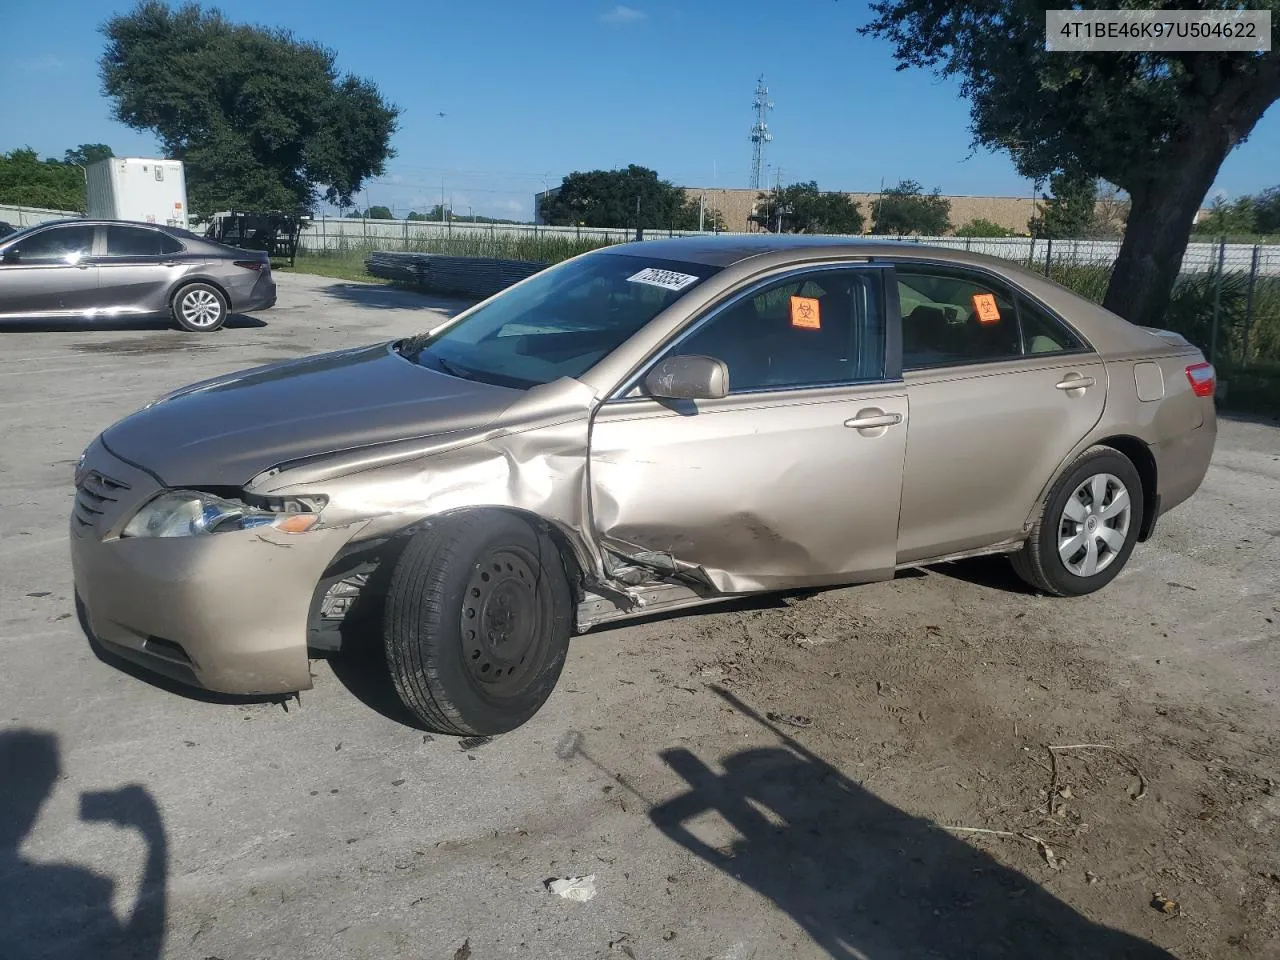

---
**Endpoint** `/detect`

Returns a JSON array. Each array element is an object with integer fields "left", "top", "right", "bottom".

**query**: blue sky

[{"left": 2, "top": 0, "right": 1277, "bottom": 220}]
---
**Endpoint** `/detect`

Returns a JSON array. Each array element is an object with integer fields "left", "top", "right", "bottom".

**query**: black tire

[
  {"left": 383, "top": 511, "right": 574, "bottom": 736},
  {"left": 172, "top": 282, "right": 228, "bottom": 332},
  {"left": 1011, "top": 445, "right": 1145, "bottom": 597}
]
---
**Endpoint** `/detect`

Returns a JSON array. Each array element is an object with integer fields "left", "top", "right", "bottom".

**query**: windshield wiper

[{"left": 432, "top": 356, "right": 471, "bottom": 380}]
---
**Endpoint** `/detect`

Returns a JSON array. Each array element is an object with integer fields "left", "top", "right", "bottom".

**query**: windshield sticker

[
  {"left": 972, "top": 293, "right": 1001, "bottom": 324},
  {"left": 790, "top": 295, "right": 821, "bottom": 329},
  {"left": 626, "top": 268, "right": 700, "bottom": 291}
]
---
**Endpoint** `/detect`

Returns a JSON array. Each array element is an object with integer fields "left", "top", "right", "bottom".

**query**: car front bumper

[{"left": 70, "top": 437, "right": 357, "bottom": 695}]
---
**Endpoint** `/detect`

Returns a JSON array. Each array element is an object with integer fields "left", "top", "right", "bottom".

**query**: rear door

[
  {"left": 95, "top": 225, "right": 187, "bottom": 316},
  {"left": 589, "top": 264, "right": 908, "bottom": 592},
  {"left": 0, "top": 224, "right": 98, "bottom": 318},
  {"left": 892, "top": 262, "right": 1106, "bottom": 564}
]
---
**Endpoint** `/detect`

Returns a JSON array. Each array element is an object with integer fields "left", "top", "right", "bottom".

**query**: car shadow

[
  {"left": 923, "top": 554, "right": 1039, "bottom": 595},
  {"left": 0, "top": 728, "right": 168, "bottom": 959},
  {"left": 644, "top": 686, "right": 1173, "bottom": 959},
  {"left": 0, "top": 313, "right": 267, "bottom": 332},
  {"left": 323, "top": 281, "right": 471, "bottom": 314},
  {"left": 321, "top": 610, "right": 431, "bottom": 730}
]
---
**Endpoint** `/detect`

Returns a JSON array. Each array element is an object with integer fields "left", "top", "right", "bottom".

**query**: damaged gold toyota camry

[{"left": 71, "top": 236, "right": 1217, "bottom": 735}]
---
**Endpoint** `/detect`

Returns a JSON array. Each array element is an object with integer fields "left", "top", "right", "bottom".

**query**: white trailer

[{"left": 85, "top": 157, "right": 188, "bottom": 229}]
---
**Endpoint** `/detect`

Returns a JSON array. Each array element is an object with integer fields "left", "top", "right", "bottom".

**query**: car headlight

[{"left": 121, "top": 490, "right": 325, "bottom": 538}]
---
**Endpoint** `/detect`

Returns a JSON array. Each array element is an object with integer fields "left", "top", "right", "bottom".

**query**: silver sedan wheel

[
  {"left": 180, "top": 289, "right": 223, "bottom": 328},
  {"left": 1058, "top": 473, "right": 1131, "bottom": 577}
]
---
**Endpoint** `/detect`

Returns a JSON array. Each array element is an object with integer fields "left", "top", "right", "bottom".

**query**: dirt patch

[
  {"left": 657, "top": 570, "right": 1280, "bottom": 958},
  {"left": 70, "top": 335, "right": 216, "bottom": 356}
]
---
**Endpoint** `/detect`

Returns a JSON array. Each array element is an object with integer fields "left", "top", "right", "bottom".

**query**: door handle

[
  {"left": 1055, "top": 376, "right": 1095, "bottom": 391},
  {"left": 844, "top": 412, "right": 903, "bottom": 429}
]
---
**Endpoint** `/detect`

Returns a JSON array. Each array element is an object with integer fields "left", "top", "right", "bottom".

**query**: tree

[
  {"left": 1254, "top": 186, "right": 1280, "bottom": 234},
  {"left": 405, "top": 210, "right": 429, "bottom": 221},
  {"left": 1029, "top": 171, "right": 1098, "bottom": 239},
  {"left": 539, "top": 165, "right": 688, "bottom": 229},
  {"left": 63, "top": 144, "right": 114, "bottom": 168},
  {"left": 100, "top": 1, "right": 399, "bottom": 218},
  {"left": 0, "top": 148, "right": 87, "bottom": 210},
  {"left": 749, "top": 181, "right": 864, "bottom": 234},
  {"left": 1192, "top": 196, "right": 1257, "bottom": 236},
  {"left": 955, "top": 218, "right": 1016, "bottom": 238},
  {"left": 870, "top": 179, "right": 951, "bottom": 235},
  {"left": 363, "top": 205, "right": 394, "bottom": 220},
  {"left": 861, "top": 0, "right": 1280, "bottom": 328}
]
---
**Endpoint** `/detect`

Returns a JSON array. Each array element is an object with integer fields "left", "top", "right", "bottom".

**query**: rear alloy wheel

[
  {"left": 173, "top": 283, "right": 228, "bottom": 332},
  {"left": 383, "top": 511, "right": 573, "bottom": 736},
  {"left": 1011, "top": 447, "right": 1144, "bottom": 597}
]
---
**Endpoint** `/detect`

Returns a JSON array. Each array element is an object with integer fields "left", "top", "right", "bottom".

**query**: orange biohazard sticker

[
  {"left": 790, "top": 295, "right": 821, "bottom": 329},
  {"left": 972, "top": 293, "right": 1001, "bottom": 324}
]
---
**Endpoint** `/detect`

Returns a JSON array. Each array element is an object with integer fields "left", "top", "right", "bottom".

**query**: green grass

[{"left": 275, "top": 252, "right": 389, "bottom": 283}]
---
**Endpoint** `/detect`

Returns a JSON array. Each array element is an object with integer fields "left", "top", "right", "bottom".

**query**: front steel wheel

[
  {"left": 1011, "top": 447, "right": 1144, "bottom": 597},
  {"left": 384, "top": 511, "right": 573, "bottom": 736}
]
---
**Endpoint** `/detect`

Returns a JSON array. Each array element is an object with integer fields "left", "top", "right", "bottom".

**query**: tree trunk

[
  {"left": 1102, "top": 133, "right": 1228, "bottom": 330},
  {"left": 1104, "top": 56, "right": 1280, "bottom": 329}
]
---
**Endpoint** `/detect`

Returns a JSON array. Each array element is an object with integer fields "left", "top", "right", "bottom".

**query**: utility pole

[
  {"left": 698, "top": 193, "right": 705, "bottom": 232},
  {"left": 440, "top": 176, "right": 446, "bottom": 223}
]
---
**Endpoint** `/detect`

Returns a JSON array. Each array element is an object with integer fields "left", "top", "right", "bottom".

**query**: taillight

[
  {"left": 233, "top": 260, "right": 265, "bottom": 271},
  {"left": 1185, "top": 361, "right": 1215, "bottom": 398}
]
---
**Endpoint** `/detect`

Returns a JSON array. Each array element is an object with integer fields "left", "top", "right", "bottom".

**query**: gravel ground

[{"left": 2, "top": 271, "right": 1278, "bottom": 960}]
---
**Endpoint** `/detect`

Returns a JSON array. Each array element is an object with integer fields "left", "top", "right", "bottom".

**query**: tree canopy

[
  {"left": 0, "top": 146, "right": 116, "bottom": 211},
  {"left": 539, "top": 165, "right": 707, "bottom": 230},
  {"left": 63, "top": 144, "right": 115, "bottom": 168},
  {"left": 100, "top": 1, "right": 399, "bottom": 218},
  {"left": 870, "top": 179, "right": 951, "bottom": 235},
  {"left": 1191, "top": 186, "right": 1280, "bottom": 236},
  {"left": 861, "top": 0, "right": 1280, "bottom": 327},
  {"left": 1029, "top": 172, "right": 1098, "bottom": 239},
  {"left": 749, "top": 181, "right": 864, "bottom": 234},
  {"left": 363, "top": 205, "right": 394, "bottom": 220}
]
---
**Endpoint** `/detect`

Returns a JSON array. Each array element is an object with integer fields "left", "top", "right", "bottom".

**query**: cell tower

[{"left": 749, "top": 75, "right": 774, "bottom": 190}]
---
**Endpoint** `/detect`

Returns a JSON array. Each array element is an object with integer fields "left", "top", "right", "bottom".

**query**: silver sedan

[{"left": 0, "top": 218, "right": 276, "bottom": 331}]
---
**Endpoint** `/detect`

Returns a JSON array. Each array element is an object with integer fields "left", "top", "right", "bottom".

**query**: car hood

[{"left": 101, "top": 343, "right": 524, "bottom": 486}]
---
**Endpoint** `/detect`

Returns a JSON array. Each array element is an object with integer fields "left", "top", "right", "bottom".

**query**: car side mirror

[
  {"left": 1, "top": 248, "right": 18, "bottom": 264},
  {"left": 644, "top": 355, "right": 729, "bottom": 401}
]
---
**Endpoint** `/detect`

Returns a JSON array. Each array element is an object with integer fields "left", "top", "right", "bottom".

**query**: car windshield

[
  {"left": 399, "top": 252, "right": 720, "bottom": 389},
  {"left": 0, "top": 221, "right": 61, "bottom": 248}
]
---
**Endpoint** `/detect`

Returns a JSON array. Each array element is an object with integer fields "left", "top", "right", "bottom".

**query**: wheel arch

[
  {"left": 312, "top": 505, "right": 590, "bottom": 625},
  {"left": 1093, "top": 435, "right": 1159, "bottom": 542},
  {"left": 169, "top": 276, "right": 231, "bottom": 313}
]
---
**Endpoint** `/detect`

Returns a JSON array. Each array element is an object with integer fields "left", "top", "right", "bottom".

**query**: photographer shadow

[
  {"left": 650, "top": 688, "right": 1173, "bottom": 959},
  {"left": 0, "top": 728, "right": 167, "bottom": 960}
]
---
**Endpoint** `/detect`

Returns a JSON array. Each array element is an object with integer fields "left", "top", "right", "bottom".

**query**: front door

[
  {"left": 0, "top": 223, "right": 98, "bottom": 318},
  {"left": 892, "top": 263, "right": 1107, "bottom": 563},
  {"left": 589, "top": 264, "right": 908, "bottom": 593}
]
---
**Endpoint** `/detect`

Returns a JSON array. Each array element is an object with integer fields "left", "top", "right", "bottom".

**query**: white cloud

[{"left": 601, "top": 5, "right": 646, "bottom": 24}]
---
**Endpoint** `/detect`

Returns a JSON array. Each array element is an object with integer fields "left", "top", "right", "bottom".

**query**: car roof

[
  {"left": 596, "top": 233, "right": 1038, "bottom": 272},
  {"left": 26, "top": 218, "right": 182, "bottom": 231}
]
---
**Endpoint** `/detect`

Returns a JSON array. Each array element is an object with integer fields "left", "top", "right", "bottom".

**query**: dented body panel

[{"left": 70, "top": 236, "right": 1218, "bottom": 695}]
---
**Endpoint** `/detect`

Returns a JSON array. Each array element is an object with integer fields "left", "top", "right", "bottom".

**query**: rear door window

[
  {"left": 896, "top": 267, "right": 1020, "bottom": 369},
  {"left": 105, "top": 226, "right": 183, "bottom": 257}
]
